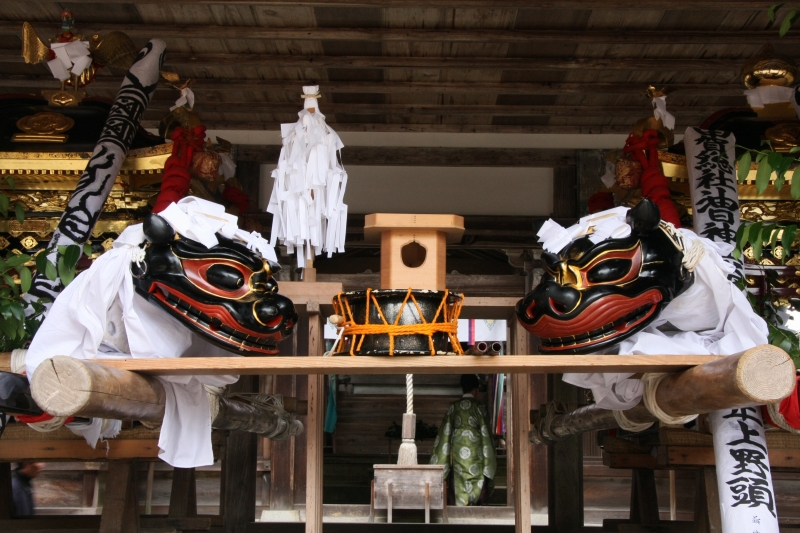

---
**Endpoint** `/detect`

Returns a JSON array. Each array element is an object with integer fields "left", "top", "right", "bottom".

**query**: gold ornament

[
  {"left": 13, "top": 112, "right": 75, "bottom": 143},
  {"left": 0, "top": 236, "right": 9, "bottom": 250},
  {"left": 742, "top": 45, "right": 798, "bottom": 89},
  {"left": 101, "top": 238, "right": 115, "bottom": 251},
  {"left": 765, "top": 123, "right": 800, "bottom": 152},
  {"left": 19, "top": 236, "right": 38, "bottom": 250}
]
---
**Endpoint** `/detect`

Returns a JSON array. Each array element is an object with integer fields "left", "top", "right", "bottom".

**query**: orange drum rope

[{"left": 332, "top": 288, "right": 464, "bottom": 356}]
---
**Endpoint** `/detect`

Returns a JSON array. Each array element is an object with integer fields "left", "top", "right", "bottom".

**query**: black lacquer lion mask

[
  {"left": 131, "top": 214, "right": 298, "bottom": 355},
  {"left": 516, "top": 199, "right": 694, "bottom": 354}
]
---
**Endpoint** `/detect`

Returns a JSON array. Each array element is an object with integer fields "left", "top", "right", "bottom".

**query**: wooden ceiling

[{"left": 0, "top": 1, "right": 795, "bottom": 134}]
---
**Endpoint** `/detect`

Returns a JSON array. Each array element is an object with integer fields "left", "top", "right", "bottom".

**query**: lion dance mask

[
  {"left": 516, "top": 199, "right": 694, "bottom": 354},
  {"left": 131, "top": 213, "right": 298, "bottom": 355}
]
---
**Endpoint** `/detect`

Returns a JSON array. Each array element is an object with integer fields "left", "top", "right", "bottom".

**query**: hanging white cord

[{"left": 406, "top": 374, "right": 414, "bottom": 414}]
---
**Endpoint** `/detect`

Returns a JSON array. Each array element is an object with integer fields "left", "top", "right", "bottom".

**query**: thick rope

[
  {"left": 331, "top": 288, "right": 463, "bottom": 356},
  {"left": 613, "top": 409, "right": 654, "bottom": 433},
  {"left": 406, "top": 374, "right": 414, "bottom": 414},
  {"left": 767, "top": 402, "right": 800, "bottom": 435},
  {"left": 641, "top": 373, "right": 698, "bottom": 425},
  {"left": 10, "top": 349, "right": 27, "bottom": 374}
]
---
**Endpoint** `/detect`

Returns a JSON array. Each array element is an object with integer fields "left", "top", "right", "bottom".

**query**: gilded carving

[
  {"left": 0, "top": 236, "right": 8, "bottom": 250},
  {"left": 13, "top": 112, "right": 75, "bottom": 143},
  {"left": 19, "top": 236, "right": 38, "bottom": 250}
]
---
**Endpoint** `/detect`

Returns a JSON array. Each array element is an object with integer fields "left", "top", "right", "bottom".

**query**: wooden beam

[
  {"left": 141, "top": 121, "right": 641, "bottom": 134},
  {"left": 29, "top": 357, "right": 306, "bottom": 433},
  {"left": 238, "top": 146, "right": 575, "bottom": 166},
  {"left": 2, "top": 20, "right": 795, "bottom": 45},
  {"left": 140, "top": 102, "right": 714, "bottom": 117},
  {"left": 0, "top": 50, "right": 749, "bottom": 72},
  {"left": 16, "top": 0, "right": 785, "bottom": 7},
  {"left": 94, "top": 354, "right": 722, "bottom": 375},
  {"left": 306, "top": 302, "right": 324, "bottom": 533},
  {"left": 0, "top": 75, "right": 751, "bottom": 96},
  {"left": 531, "top": 345, "right": 796, "bottom": 444}
]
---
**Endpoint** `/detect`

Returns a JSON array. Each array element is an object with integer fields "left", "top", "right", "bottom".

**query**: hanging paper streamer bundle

[{"left": 265, "top": 86, "right": 348, "bottom": 267}]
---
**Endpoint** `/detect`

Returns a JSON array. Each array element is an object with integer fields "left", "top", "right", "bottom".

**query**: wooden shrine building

[{"left": 1, "top": 2, "right": 800, "bottom": 533}]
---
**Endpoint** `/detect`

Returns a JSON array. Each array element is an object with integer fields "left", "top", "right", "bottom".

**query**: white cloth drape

[
  {"left": 25, "top": 197, "right": 281, "bottom": 467},
  {"left": 264, "top": 86, "right": 348, "bottom": 267}
]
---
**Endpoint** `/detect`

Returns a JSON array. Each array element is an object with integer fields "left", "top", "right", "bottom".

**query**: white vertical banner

[
  {"left": 710, "top": 408, "right": 779, "bottom": 533},
  {"left": 684, "top": 127, "right": 744, "bottom": 282}
]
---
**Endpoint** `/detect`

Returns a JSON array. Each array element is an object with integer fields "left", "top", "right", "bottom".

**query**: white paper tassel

[
  {"left": 652, "top": 95, "right": 676, "bottom": 130},
  {"left": 265, "top": 86, "right": 348, "bottom": 267},
  {"left": 48, "top": 40, "right": 91, "bottom": 82}
]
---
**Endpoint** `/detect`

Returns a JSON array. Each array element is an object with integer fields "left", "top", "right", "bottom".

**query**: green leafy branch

[
  {"left": 733, "top": 221, "right": 797, "bottom": 263},
  {"left": 770, "top": 4, "right": 800, "bottom": 36},
  {"left": 0, "top": 176, "right": 91, "bottom": 351},
  {"left": 735, "top": 142, "right": 800, "bottom": 198}
]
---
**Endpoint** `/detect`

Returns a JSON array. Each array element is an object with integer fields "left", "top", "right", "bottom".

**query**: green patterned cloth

[{"left": 429, "top": 396, "right": 497, "bottom": 506}]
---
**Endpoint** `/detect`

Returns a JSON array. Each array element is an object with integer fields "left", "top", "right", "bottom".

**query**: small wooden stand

[
  {"left": 370, "top": 464, "right": 447, "bottom": 524},
  {"left": 364, "top": 213, "right": 464, "bottom": 290}
]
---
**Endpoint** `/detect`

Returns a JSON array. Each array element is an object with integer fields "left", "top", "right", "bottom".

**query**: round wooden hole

[{"left": 401, "top": 241, "right": 427, "bottom": 268}]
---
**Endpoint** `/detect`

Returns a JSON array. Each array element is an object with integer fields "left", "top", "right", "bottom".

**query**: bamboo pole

[
  {"left": 29, "top": 356, "right": 306, "bottom": 434},
  {"left": 530, "top": 345, "right": 795, "bottom": 444}
]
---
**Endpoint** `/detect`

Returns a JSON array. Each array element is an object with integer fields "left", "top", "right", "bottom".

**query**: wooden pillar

[
  {"left": 576, "top": 150, "right": 606, "bottom": 218},
  {"left": 548, "top": 376, "right": 584, "bottom": 532},
  {"left": 306, "top": 301, "right": 324, "bottom": 533},
  {"left": 222, "top": 375, "right": 258, "bottom": 533},
  {"left": 530, "top": 374, "right": 548, "bottom": 512},
  {"left": 169, "top": 467, "right": 198, "bottom": 527},
  {"left": 511, "top": 373, "right": 531, "bottom": 533},
  {"left": 100, "top": 461, "right": 139, "bottom": 533},
  {"left": 0, "top": 462, "right": 11, "bottom": 520},
  {"left": 270, "top": 374, "right": 296, "bottom": 510},
  {"left": 553, "top": 163, "right": 578, "bottom": 221},
  {"left": 509, "top": 319, "right": 531, "bottom": 533}
]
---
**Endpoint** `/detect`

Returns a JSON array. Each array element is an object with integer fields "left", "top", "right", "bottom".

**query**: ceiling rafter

[
  {"left": 0, "top": 50, "right": 751, "bottom": 72},
  {"left": 2, "top": 21, "right": 796, "bottom": 45},
  {"left": 0, "top": 76, "right": 750, "bottom": 96}
]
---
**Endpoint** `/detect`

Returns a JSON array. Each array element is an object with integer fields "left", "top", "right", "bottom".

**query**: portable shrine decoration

[{"left": 331, "top": 213, "right": 465, "bottom": 356}]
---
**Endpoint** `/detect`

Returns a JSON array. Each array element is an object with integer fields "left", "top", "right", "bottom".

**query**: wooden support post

[
  {"left": 548, "top": 376, "right": 584, "bottom": 532},
  {"left": 695, "top": 466, "right": 722, "bottom": 533},
  {"left": 511, "top": 373, "right": 531, "bottom": 533},
  {"left": 306, "top": 301, "right": 324, "bottom": 533},
  {"left": 222, "top": 375, "right": 258, "bottom": 533},
  {"left": 425, "top": 482, "right": 430, "bottom": 524},
  {"left": 0, "top": 462, "right": 11, "bottom": 520},
  {"left": 630, "top": 468, "right": 660, "bottom": 525},
  {"left": 144, "top": 463, "right": 154, "bottom": 514},
  {"left": 99, "top": 461, "right": 139, "bottom": 533},
  {"left": 509, "top": 318, "right": 531, "bottom": 533},
  {"left": 387, "top": 481, "right": 393, "bottom": 524},
  {"left": 84, "top": 471, "right": 98, "bottom": 508},
  {"left": 169, "top": 467, "right": 198, "bottom": 525}
]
